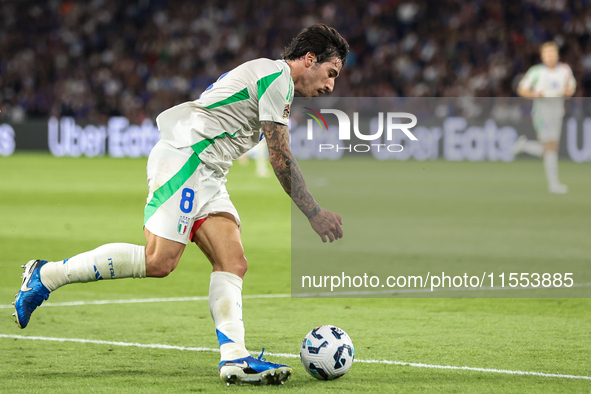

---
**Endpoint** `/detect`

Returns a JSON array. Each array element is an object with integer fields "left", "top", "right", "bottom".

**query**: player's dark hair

[{"left": 282, "top": 23, "right": 349, "bottom": 66}]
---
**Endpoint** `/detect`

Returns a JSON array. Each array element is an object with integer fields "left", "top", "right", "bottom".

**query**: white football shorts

[
  {"left": 144, "top": 139, "right": 240, "bottom": 244},
  {"left": 532, "top": 112, "right": 563, "bottom": 142}
]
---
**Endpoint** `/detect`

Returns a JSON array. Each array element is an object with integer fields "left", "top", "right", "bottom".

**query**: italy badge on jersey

[{"left": 178, "top": 216, "right": 190, "bottom": 235}]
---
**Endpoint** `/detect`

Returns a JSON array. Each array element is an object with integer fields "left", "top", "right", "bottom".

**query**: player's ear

[{"left": 304, "top": 52, "right": 317, "bottom": 68}]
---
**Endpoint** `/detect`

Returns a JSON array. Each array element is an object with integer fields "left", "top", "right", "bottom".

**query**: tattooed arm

[
  {"left": 262, "top": 121, "right": 319, "bottom": 218},
  {"left": 262, "top": 121, "right": 343, "bottom": 242}
]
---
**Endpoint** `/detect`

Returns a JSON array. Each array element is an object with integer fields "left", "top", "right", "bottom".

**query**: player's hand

[{"left": 309, "top": 209, "right": 343, "bottom": 243}]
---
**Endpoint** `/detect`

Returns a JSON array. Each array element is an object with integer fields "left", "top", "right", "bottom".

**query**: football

[{"left": 300, "top": 325, "right": 355, "bottom": 380}]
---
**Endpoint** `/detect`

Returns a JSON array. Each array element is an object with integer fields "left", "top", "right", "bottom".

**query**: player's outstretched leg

[
  {"left": 13, "top": 243, "right": 146, "bottom": 328},
  {"left": 193, "top": 213, "right": 292, "bottom": 385},
  {"left": 513, "top": 135, "right": 543, "bottom": 157}
]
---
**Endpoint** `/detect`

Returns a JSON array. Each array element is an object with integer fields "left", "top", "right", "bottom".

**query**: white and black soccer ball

[{"left": 300, "top": 325, "right": 355, "bottom": 380}]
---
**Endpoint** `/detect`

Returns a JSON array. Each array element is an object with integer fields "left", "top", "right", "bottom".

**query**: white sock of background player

[
  {"left": 543, "top": 151, "right": 561, "bottom": 186},
  {"left": 39, "top": 243, "right": 146, "bottom": 291},
  {"left": 209, "top": 271, "right": 250, "bottom": 361},
  {"left": 255, "top": 139, "right": 270, "bottom": 177}
]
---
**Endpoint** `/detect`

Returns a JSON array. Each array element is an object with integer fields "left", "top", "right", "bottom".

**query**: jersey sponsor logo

[
  {"left": 178, "top": 215, "right": 191, "bottom": 235},
  {"left": 283, "top": 104, "right": 291, "bottom": 119}
]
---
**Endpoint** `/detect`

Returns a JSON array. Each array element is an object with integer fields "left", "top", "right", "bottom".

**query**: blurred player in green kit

[{"left": 515, "top": 41, "right": 576, "bottom": 193}]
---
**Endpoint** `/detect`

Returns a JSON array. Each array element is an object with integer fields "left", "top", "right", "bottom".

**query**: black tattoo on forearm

[{"left": 261, "top": 121, "right": 320, "bottom": 218}]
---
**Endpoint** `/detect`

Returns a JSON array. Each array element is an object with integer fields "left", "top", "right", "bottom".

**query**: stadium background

[
  {"left": 1, "top": 0, "right": 591, "bottom": 123},
  {"left": 1, "top": 1, "right": 591, "bottom": 393}
]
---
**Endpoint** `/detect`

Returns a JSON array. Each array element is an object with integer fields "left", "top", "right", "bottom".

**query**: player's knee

[
  {"left": 151, "top": 264, "right": 175, "bottom": 278},
  {"left": 216, "top": 253, "right": 247, "bottom": 278},
  {"left": 234, "top": 254, "right": 248, "bottom": 278},
  {"left": 145, "top": 252, "right": 180, "bottom": 278}
]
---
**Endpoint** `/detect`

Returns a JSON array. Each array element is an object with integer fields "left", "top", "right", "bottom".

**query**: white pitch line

[
  {"left": 1, "top": 334, "right": 589, "bottom": 381},
  {"left": 0, "top": 334, "right": 221, "bottom": 353},
  {"left": 0, "top": 293, "right": 290, "bottom": 309}
]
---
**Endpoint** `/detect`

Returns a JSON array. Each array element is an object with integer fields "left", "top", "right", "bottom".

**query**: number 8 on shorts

[{"left": 180, "top": 188, "right": 195, "bottom": 213}]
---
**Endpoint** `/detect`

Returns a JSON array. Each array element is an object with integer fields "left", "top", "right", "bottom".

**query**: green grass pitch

[{"left": 0, "top": 153, "right": 590, "bottom": 393}]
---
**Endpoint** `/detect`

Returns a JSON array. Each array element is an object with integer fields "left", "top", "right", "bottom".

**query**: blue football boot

[
  {"left": 219, "top": 348, "right": 292, "bottom": 386},
  {"left": 13, "top": 260, "right": 51, "bottom": 329}
]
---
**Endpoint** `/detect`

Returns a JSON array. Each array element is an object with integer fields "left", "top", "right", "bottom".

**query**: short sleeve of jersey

[
  {"left": 258, "top": 71, "right": 294, "bottom": 126},
  {"left": 519, "top": 65, "right": 540, "bottom": 91}
]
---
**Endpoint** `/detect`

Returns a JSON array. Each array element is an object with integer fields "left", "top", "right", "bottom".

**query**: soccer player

[
  {"left": 14, "top": 24, "right": 348, "bottom": 386},
  {"left": 515, "top": 41, "right": 576, "bottom": 194}
]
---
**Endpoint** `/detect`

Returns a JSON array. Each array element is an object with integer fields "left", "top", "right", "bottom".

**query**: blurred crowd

[{"left": 1, "top": 0, "right": 591, "bottom": 123}]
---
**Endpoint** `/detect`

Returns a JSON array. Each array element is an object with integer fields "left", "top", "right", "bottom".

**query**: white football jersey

[
  {"left": 156, "top": 58, "right": 294, "bottom": 173},
  {"left": 518, "top": 63, "right": 576, "bottom": 117}
]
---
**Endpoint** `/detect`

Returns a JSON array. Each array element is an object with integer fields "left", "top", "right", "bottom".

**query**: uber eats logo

[{"left": 303, "top": 108, "right": 417, "bottom": 153}]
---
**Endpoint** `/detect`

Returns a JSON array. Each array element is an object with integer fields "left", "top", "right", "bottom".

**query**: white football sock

[
  {"left": 209, "top": 271, "right": 250, "bottom": 361},
  {"left": 255, "top": 140, "right": 270, "bottom": 177},
  {"left": 39, "top": 243, "right": 146, "bottom": 291},
  {"left": 543, "top": 151, "right": 560, "bottom": 186},
  {"left": 522, "top": 140, "right": 543, "bottom": 157},
  {"left": 255, "top": 153, "right": 270, "bottom": 177}
]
